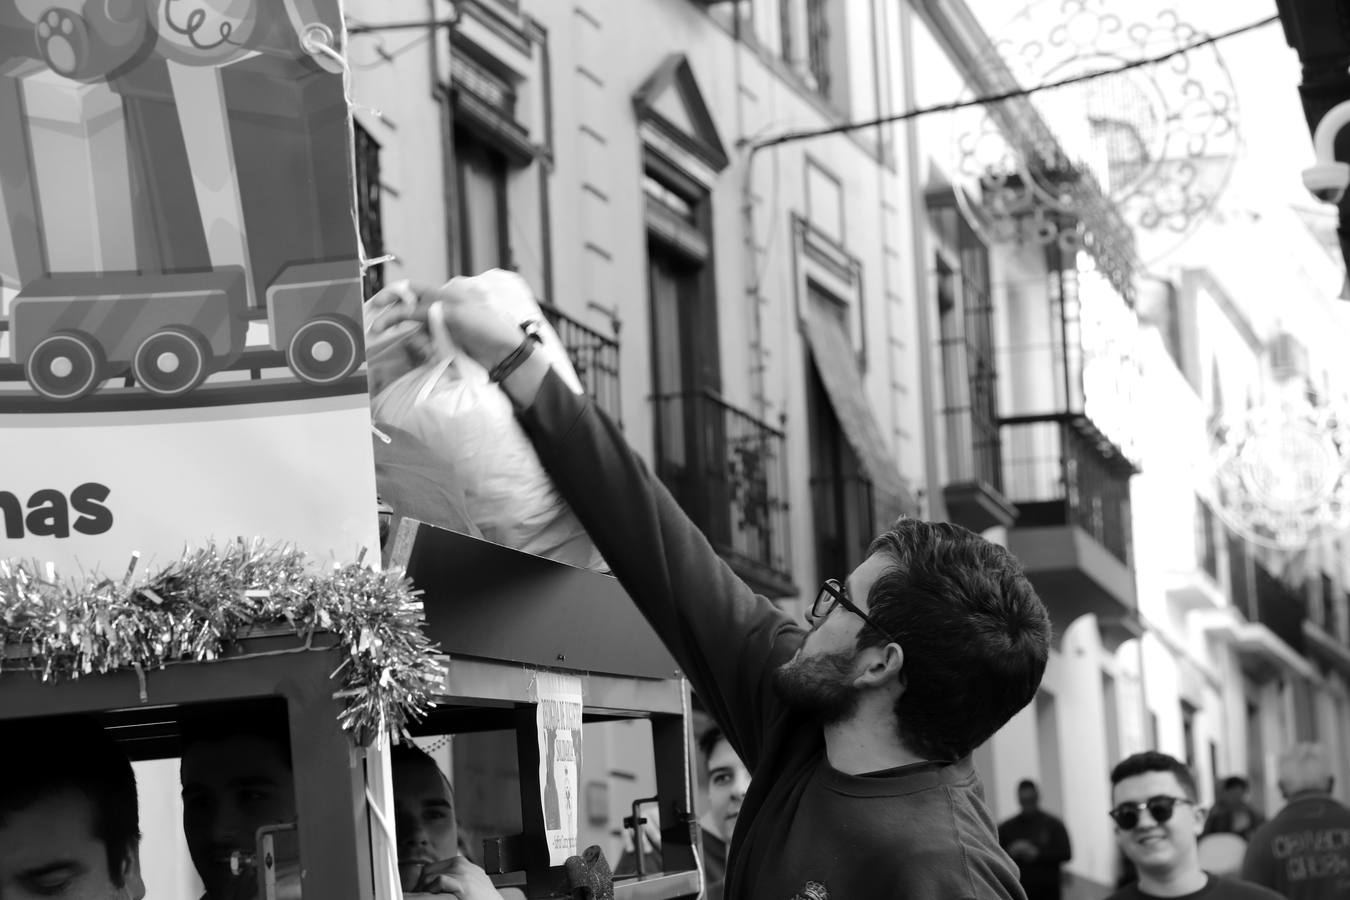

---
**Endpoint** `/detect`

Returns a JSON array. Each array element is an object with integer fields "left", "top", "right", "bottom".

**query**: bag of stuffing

[{"left": 368, "top": 270, "right": 605, "bottom": 571}]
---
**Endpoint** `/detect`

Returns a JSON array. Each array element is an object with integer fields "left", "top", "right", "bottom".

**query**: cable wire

[{"left": 748, "top": 14, "right": 1280, "bottom": 155}]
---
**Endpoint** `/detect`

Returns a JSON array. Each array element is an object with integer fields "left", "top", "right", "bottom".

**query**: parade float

[{"left": 0, "top": 2, "right": 701, "bottom": 897}]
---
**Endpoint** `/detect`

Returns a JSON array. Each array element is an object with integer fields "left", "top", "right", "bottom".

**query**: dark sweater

[
  {"left": 1242, "top": 793, "right": 1350, "bottom": 899},
  {"left": 520, "top": 372, "right": 1025, "bottom": 900},
  {"left": 997, "top": 810, "right": 1071, "bottom": 900},
  {"left": 1106, "top": 874, "right": 1284, "bottom": 900}
]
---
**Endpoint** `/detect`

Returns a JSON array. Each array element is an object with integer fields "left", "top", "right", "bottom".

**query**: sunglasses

[{"left": 1108, "top": 795, "right": 1195, "bottom": 830}]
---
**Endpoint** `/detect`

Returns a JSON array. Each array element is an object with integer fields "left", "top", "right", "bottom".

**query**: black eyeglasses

[
  {"left": 812, "top": 579, "right": 902, "bottom": 645},
  {"left": 1108, "top": 795, "right": 1195, "bottom": 830}
]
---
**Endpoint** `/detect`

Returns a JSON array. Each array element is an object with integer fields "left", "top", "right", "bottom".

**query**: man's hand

[
  {"left": 411, "top": 855, "right": 504, "bottom": 898},
  {"left": 366, "top": 278, "right": 522, "bottom": 373},
  {"left": 1007, "top": 838, "right": 1039, "bottom": 862}
]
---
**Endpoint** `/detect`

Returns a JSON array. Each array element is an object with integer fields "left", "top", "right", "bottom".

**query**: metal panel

[{"left": 405, "top": 524, "right": 682, "bottom": 680}]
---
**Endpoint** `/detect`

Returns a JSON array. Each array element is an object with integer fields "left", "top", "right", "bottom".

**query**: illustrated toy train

[{"left": 0, "top": 0, "right": 364, "bottom": 402}]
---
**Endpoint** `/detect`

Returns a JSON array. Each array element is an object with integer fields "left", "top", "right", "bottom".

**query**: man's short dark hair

[
  {"left": 178, "top": 698, "right": 292, "bottom": 768},
  {"left": 1221, "top": 775, "right": 1249, "bottom": 792},
  {"left": 1017, "top": 779, "right": 1038, "bottom": 794},
  {"left": 0, "top": 714, "right": 140, "bottom": 883},
  {"left": 1110, "top": 751, "right": 1199, "bottom": 801},
  {"left": 697, "top": 726, "right": 727, "bottom": 765},
  {"left": 391, "top": 743, "right": 456, "bottom": 805},
  {"left": 863, "top": 519, "right": 1050, "bottom": 761}
]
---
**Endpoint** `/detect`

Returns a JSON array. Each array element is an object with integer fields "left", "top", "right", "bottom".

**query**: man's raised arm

[{"left": 368, "top": 279, "right": 804, "bottom": 768}]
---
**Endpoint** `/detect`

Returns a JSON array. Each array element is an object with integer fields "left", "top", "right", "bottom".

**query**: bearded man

[{"left": 369, "top": 277, "right": 1052, "bottom": 900}]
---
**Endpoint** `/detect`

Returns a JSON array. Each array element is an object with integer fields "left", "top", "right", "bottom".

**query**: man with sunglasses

[
  {"left": 1106, "top": 751, "right": 1281, "bottom": 900},
  {"left": 370, "top": 277, "right": 1053, "bottom": 899}
]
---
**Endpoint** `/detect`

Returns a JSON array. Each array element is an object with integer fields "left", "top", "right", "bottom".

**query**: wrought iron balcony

[
  {"left": 999, "top": 412, "right": 1138, "bottom": 649},
  {"left": 1227, "top": 527, "right": 1256, "bottom": 619},
  {"left": 1252, "top": 562, "right": 1308, "bottom": 655},
  {"left": 652, "top": 389, "right": 795, "bottom": 597},
  {"left": 1001, "top": 413, "right": 1135, "bottom": 564},
  {"left": 940, "top": 333, "right": 1015, "bottom": 532},
  {"left": 538, "top": 302, "right": 621, "bottom": 425}
]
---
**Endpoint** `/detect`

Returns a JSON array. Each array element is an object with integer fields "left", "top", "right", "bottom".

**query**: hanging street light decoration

[
  {"left": 951, "top": 0, "right": 1240, "bottom": 267},
  {"left": 1206, "top": 340, "right": 1350, "bottom": 550}
]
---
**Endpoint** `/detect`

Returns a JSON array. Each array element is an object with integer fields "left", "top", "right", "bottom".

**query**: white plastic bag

[{"left": 368, "top": 271, "right": 605, "bottom": 571}]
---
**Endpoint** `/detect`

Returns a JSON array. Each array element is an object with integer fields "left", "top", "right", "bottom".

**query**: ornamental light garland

[{"left": 0, "top": 540, "right": 444, "bottom": 744}]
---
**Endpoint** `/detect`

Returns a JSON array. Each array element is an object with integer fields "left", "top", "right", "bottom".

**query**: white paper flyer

[{"left": 535, "top": 672, "right": 583, "bottom": 866}]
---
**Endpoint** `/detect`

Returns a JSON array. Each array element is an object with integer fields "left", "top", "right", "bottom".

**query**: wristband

[{"left": 487, "top": 320, "right": 543, "bottom": 384}]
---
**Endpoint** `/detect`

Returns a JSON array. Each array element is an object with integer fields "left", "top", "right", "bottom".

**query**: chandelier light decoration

[
  {"left": 951, "top": 0, "right": 1240, "bottom": 267},
  {"left": 1207, "top": 379, "right": 1350, "bottom": 551}
]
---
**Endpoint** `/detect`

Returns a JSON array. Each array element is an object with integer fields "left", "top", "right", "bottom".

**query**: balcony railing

[
  {"left": 538, "top": 302, "right": 621, "bottom": 425},
  {"left": 1195, "top": 496, "right": 1218, "bottom": 581},
  {"left": 652, "top": 389, "right": 793, "bottom": 595},
  {"left": 1227, "top": 527, "right": 1256, "bottom": 620},
  {"left": 1321, "top": 573, "right": 1338, "bottom": 641},
  {"left": 1000, "top": 413, "right": 1135, "bottom": 564},
  {"left": 1253, "top": 562, "right": 1307, "bottom": 654},
  {"left": 941, "top": 337, "right": 1004, "bottom": 493}
]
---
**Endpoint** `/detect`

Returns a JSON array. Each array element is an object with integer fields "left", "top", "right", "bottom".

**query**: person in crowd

[
  {"left": 391, "top": 742, "right": 508, "bottom": 898},
  {"left": 1241, "top": 743, "right": 1350, "bottom": 899},
  {"left": 369, "top": 277, "right": 1054, "bottom": 899},
  {"left": 1204, "top": 776, "right": 1265, "bottom": 841},
  {"left": 696, "top": 725, "right": 749, "bottom": 898},
  {"left": 1105, "top": 751, "right": 1281, "bottom": 900},
  {"left": 180, "top": 702, "right": 300, "bottom": 900},
  {"left": 616, "top": 724, "right": 750, "bottom": 898},
  {"left": 998, "top": 779, "right": 1072, "bottom": 900},
  {"left": 0, "top": 714, "right": 145, "bottom": 900}
]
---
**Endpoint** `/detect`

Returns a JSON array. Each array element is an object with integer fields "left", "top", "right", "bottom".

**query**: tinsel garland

[{"left": 0, "top": 540, "right": 444, "bottom": 744}]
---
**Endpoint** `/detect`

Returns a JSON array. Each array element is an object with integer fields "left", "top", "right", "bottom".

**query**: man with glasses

[
  {"left": 370, "top": 277, "right": 1053, "bottom": 899},
  {"left": 1105, "top": 751, "right": 1281, "bottom": 900}
]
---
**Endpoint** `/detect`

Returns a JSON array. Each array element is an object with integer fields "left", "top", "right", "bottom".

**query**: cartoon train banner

[{"left": 0, "top": 0, "right": 379, "bottom": 573}]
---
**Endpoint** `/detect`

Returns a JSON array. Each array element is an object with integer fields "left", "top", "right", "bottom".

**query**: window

[
  {"left": 1227, "top": 527, "right": 1253, "bottom": 618},
  {"left": 1181, "top": 701, "right": 1198, "bottom": 771},
  {"left": 644, "top": 166, "right": 790, "bottom": 594},
  {"left": 1102, "top": 673, "right": 1122, "bottom": 766},
  {"left": 649, "top": 246, "right": 699, "bottom": 473},
  {"left": 1321, "top": 573, "right": 1337, "bottom": 638},
  {"left": 928, "top": 196, "right": 1001, "bottom": 492},
  {"left": 805, "top": 0, "right": 831, "bottom": 97},
  {"left": 805, "top": 283, "right": 874, "bottom": 583},
  {"left": 645, "top": 168, "right": 718, "bottom": 513},
  {"left": 353, "top": 121, "right": 385, "bottom": 298},
  {"left": 455, "top": 129, "right": 509, "bottom": 276},
  {"left": 806, "top": 347, "right": 874, "bottom": 584},
  {"left": 444, "top": 39, "right": 533, "bottom": 278},
  {"left": 777, "top": 0, "right": 846, "bottom": 108},
  {"left": 1195, "top": 496, "right": 1218, "bottom": 579},
  {"left": 779, "top": 0, "right": 794, "bottom": 64}
]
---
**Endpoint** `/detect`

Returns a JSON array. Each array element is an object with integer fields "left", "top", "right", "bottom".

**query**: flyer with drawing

[
  {"left": 0, "top": 1, "right": 377, "bottom": 573},
  {"left": 535, "top": 672, "right": 583, "bottom": 866}
]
